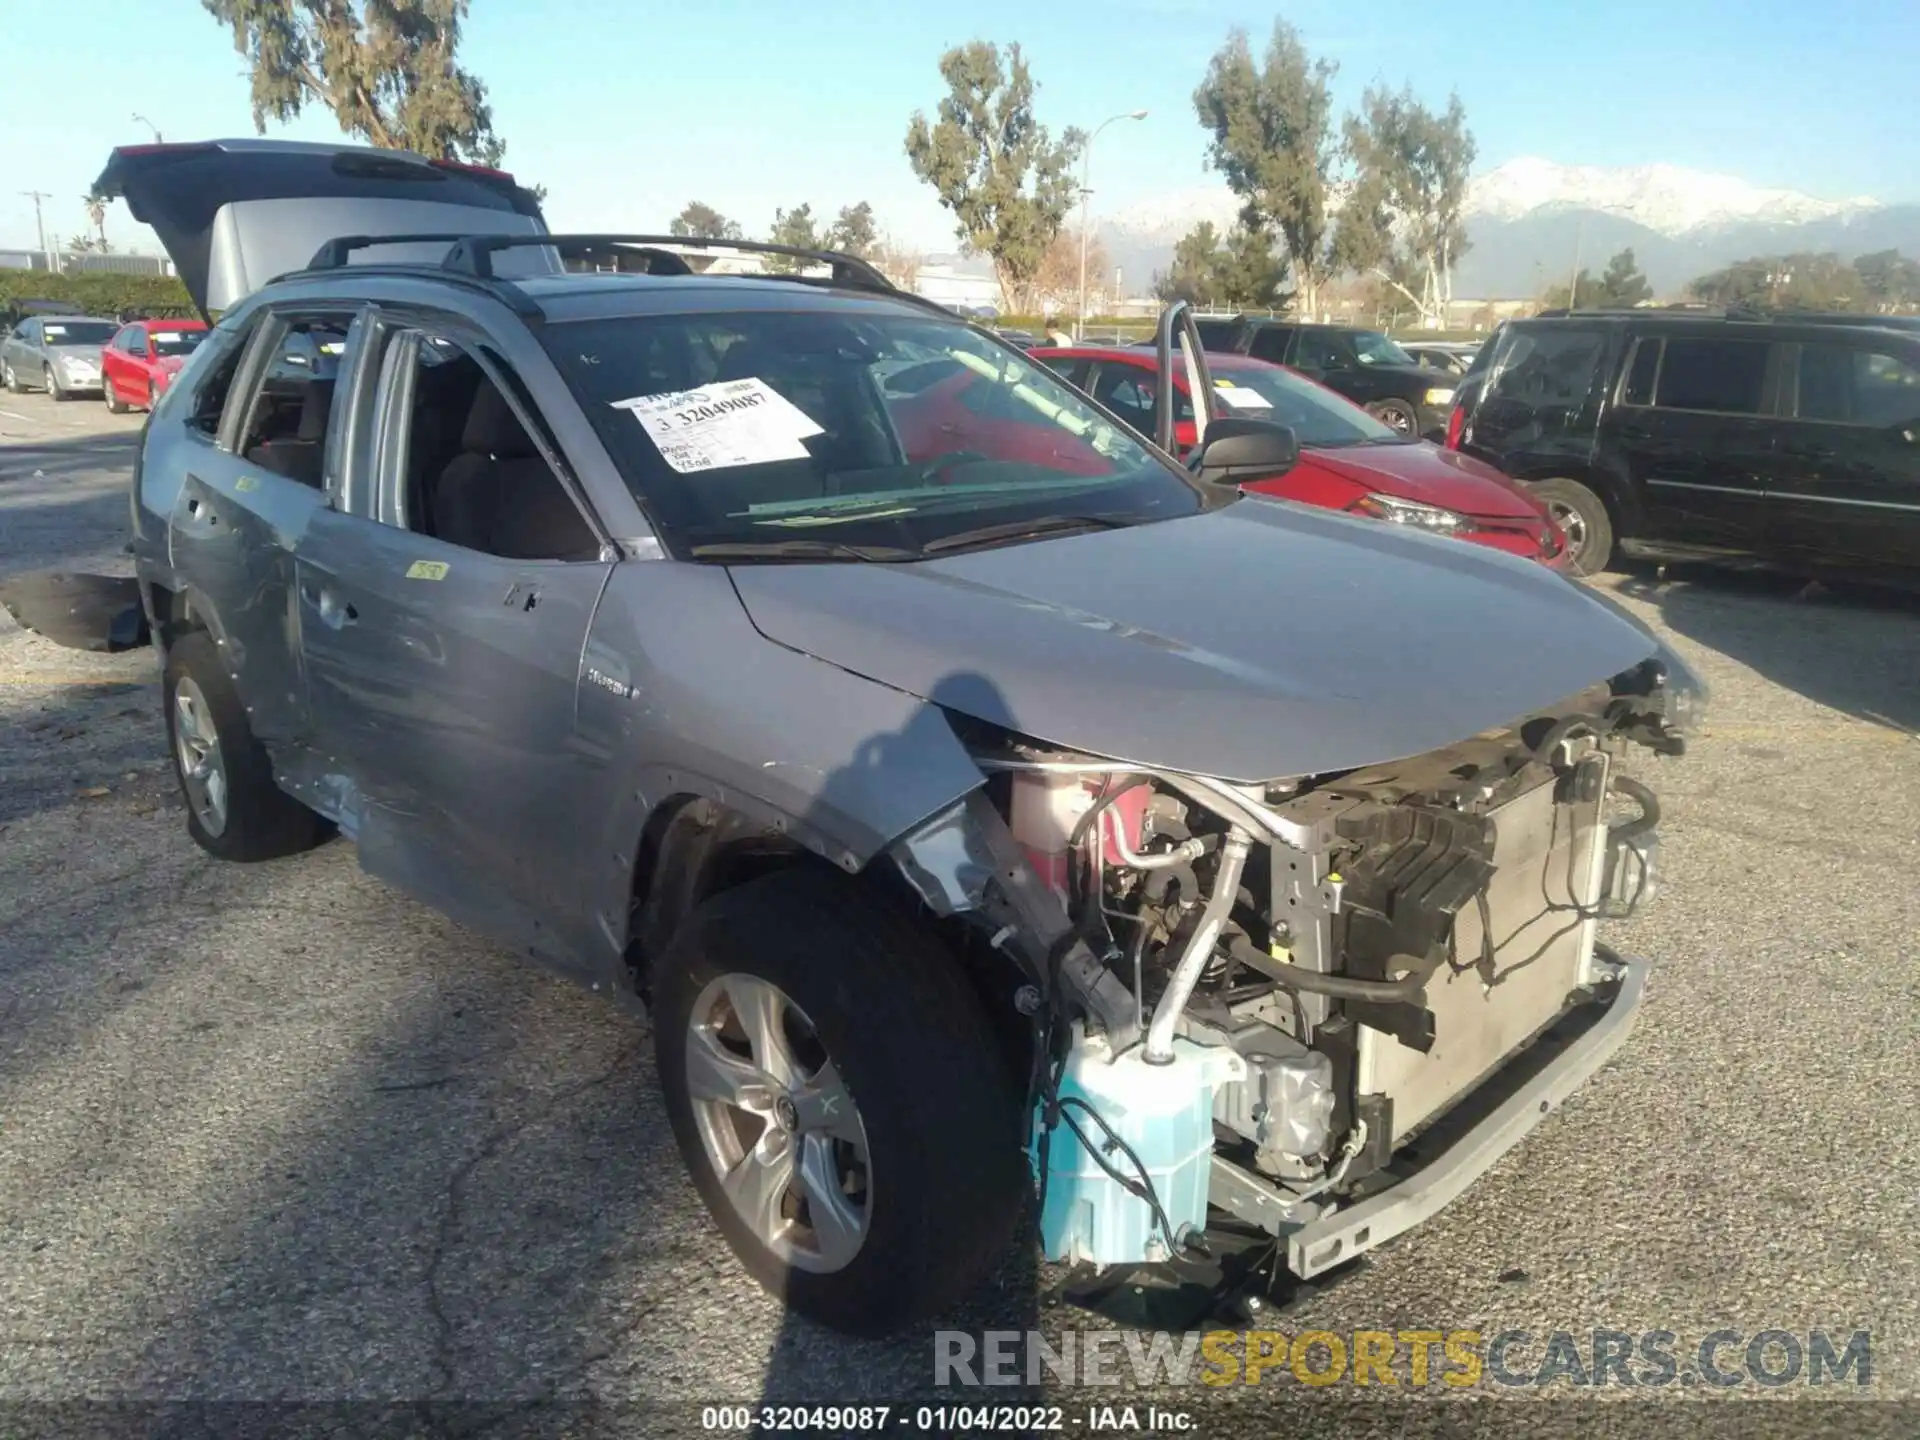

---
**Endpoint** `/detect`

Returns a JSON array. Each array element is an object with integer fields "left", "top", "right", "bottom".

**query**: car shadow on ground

[
  {"left": 1614, "top": 562, "right": 1920, "bottom": 737},
  {"left": 2, "top": 668, "right": 1052, "bottom": 1430}
]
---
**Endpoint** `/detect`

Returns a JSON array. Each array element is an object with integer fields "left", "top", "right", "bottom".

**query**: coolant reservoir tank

[{"left": 1033, "top": 1033, "right": 1245, "bottom": 1267}]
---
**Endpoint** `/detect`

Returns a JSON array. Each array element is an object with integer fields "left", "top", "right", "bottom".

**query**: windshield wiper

[
  {"left": 688, "top": 539, "right": 919, "bottom": 564},
  {"left": 917, "top": 513, "right": 1134, "bottom": 557}
]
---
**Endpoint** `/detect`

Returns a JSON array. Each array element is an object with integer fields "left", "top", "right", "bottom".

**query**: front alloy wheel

[
  {"left": 685, "top": 973, "right": 871, "bottom": 1274},
  {"left": 654, "top": 869, "right": 1026, "bottom": 1335},
  {"left": 171, "top": 676, "right": 230, "bottom": 838}
]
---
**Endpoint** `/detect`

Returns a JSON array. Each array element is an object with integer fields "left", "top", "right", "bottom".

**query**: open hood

[
  {"left": 92, "top": 139, "right": 551, "bottom": 320},
  {"left": 728, "top": 497, "right": 1663, "bottom": 783}
]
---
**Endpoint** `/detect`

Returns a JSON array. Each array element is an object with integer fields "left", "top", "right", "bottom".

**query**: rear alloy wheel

[
  {"left": 1367, "top": 398, "right": 1419, "bottom": 435},
  {"left": 45, "top": 365, "right": 67, "bottom": 401},
  {"left": 1530, "top": 477, "right": 1615, "bottom": 576},
  {"left": 654, "top": 869, "right": 1026, "bottom": 1335},
  {"left": 164, "top": 631, "right": 328, "bottom": 861}
]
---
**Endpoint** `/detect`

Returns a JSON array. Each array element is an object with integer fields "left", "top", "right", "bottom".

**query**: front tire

[
  {"left": 163, "top": 631, "right": 327, "bottom": 861},
  {"left": 1, "top": 361, "right": 19, "bottom": 393},
  {"left": 46, "top": 365, "right": 68, "bottom": 401},
  {"left": 1530, "top": 476, "right": 1615, "bottom": 575},
  {"left": 1366, "top": 397, "right": 1419, "bottom": 435},
  {"left": 654, "top": 869, "right": 1026, "bottom": 1335},
  {"left": 104, "top": 374, "right": 127, "bottom": 413}
]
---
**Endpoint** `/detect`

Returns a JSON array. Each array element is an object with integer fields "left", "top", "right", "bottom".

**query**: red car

[
  {"left": 1028, "top": 345, "right": 1568, "bottom": 567},
  {"left": 101, "top": 317, "right": 210, "bottom": 413}
]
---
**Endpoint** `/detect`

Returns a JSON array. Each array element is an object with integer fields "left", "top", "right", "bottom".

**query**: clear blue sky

[{"left": 5, "top": 0, "right": 1917, "bottom": 256}]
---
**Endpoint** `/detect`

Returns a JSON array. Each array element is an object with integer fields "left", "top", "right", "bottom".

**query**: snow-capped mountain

[
  {"left": 1466, "top": 158, "right": 1880, "bottom": 236},
  {"left": 1101, "top": 184, "right": 1244, "bottom": 247},
  {"left": 1093, "top": 160, "right": 1905, "bottom": 299}
]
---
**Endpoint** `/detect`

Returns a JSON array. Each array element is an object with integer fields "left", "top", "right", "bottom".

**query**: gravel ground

[{"left": 2, "top": 393, "right": 1915, "bottom": 1437}]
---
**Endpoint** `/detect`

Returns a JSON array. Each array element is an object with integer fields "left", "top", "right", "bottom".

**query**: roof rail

[
  {"left": 1533, "top": 302, "right": 1767, "bottom": 321},
  {"left": 305, "top": 233, "right": 488, "bottom": 270},
  {"left": 440, "top": 233, "right": 898, "bottom": 292}
]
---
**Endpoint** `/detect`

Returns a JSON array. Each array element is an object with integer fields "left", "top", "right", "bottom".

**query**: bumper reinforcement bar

[{"left": 1210, "top": 948, "right": 1651, "bottom": 1279}]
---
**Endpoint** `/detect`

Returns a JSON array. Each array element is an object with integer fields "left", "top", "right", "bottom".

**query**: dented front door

[{"left": 295, "top": 512, "right": 615, "bottom": 972}]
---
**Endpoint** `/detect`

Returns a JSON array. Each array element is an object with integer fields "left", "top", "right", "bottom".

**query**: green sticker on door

[
  {"left": 406, "top": 560, "right": 450, "bottom": 581},
  {"left": 234, "top": 475, "right": 259, "bottom": 493}
]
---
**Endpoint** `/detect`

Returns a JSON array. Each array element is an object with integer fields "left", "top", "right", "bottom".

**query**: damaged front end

[{"left": 888, "top": 654, "right": 1697, "bottom": 1275}]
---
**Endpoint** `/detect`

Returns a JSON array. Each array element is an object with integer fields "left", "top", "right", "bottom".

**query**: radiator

[{"left": 1355, "top": 752, "right": 1613, "bottom": 1143}]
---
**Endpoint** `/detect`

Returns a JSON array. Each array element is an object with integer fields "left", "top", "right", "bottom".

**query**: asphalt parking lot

[{"left": 2, "top": 391, "right": 1917, "bottom": 1434}]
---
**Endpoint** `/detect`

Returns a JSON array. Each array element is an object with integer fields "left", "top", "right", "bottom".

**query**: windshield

[
  {"left": 1208, "top": 366, "right": 1403, "bottom": 446},
  {"left": 544, "top": 309, "right": 1224, "bottom": 557},
  {"left": 41, "top": 321, "right": 116, "bottom": 346},
  {"left": 1352, "top": 331, "right": 1417, "bottom": 367},
  {"left": 149, "top": 329, "right": 206, "bottom": 358}
]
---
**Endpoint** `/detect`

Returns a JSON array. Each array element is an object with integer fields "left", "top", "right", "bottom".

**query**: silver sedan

[{"left": 0, "top": 314, "right": 118, "bottom": 398}]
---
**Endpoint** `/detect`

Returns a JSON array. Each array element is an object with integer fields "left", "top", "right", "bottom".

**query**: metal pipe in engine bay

[{"left": 1144, "top": 824, "right": 1253, "bottom": 1064}]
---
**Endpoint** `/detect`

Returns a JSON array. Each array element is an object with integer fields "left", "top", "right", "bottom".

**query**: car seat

[
  {"left": 432, "top": 380, "right": 600, "bottom": 561},
  {"left": 245, "top": 378, "right": 334, "bottom": 486}
]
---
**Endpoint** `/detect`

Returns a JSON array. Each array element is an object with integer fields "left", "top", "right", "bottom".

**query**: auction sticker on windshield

[
  {"left": 613, "top": 378, "right": 824, "bottom": 473},
  {"left": 1213, "top": 382, "right": 1272, "bottom": 410}
]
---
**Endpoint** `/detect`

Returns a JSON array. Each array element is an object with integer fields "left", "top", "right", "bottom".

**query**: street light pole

[
  {"left": 19, "top": 190, "right": 52, "bottom": 266},
  {"left": 1076, "top": 109, "right": 1147, "bottom": 341},
  {"left": 131, "top": 114, "right": 162, "bottom": 143}
]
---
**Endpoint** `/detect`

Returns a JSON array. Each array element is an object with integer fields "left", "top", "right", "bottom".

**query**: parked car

[
  {"left": 102, "top": 317, "right": 211, "bottom": 413},
  {"left": 1401, "top": 341, "right": 1480, "bottom": 376},
  {"left": 1447, "top": 310, "right": 1920, "bottom": 581},
  {"left": 1, "top": 313, "right": 119, "bottom": 398},
  {"left": 994, "top": 327, "right": 1038, "bottom": 350},
  {"left": 1184, "top": 316, "right": 1462, "bottom": 439},
  {"left": 1029, "top": 344, "right": 1567, "bottom": 566},
  {"left": 100, "top": 136, "right": 1697, "bottom": 1338}
]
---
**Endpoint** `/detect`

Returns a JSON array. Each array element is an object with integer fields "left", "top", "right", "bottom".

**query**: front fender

[{"left": 574, "top": 561, "right": 989, "bottom": 960}]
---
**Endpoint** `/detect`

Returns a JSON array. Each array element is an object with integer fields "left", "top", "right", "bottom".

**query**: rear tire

[
  {"left": 163, "top": 631, "right": 328, "bottom": 862},
  {"left": 654, "top": 868, "right": 1026, "bottom": 1336},
  {"left": 1530, "top": 477, "right": 1615, "bottom": 575},
  {"left": 1366, "top": 397, "right": 1419, "bottom": 435}
]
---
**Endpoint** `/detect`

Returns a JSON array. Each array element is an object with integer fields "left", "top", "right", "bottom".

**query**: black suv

[
  {"left": 1449, "top": 310, "right": 1920, "bottom": 580},
  {"left": 1185, "top": 315, "right": 1461, "bottom": 439}
]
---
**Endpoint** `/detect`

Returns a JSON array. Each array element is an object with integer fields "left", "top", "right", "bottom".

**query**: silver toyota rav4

[{"left": 100, "top": 138, "right": 1698, "bottom": 1336}]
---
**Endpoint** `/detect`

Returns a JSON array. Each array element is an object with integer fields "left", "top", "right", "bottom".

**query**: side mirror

[{"left": 1189, "top": 416, "right": 1301, "bottom": 485}]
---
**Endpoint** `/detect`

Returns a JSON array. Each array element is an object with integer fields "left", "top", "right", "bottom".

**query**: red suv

[
  {"left": 101, "top": 317, "right": 210, "bottom": 413},
  {"left": 1028, "top": 345, "right": 1568, "bottom": 567}
]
